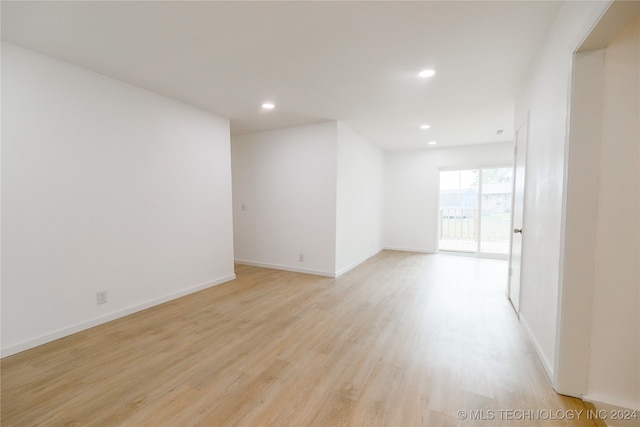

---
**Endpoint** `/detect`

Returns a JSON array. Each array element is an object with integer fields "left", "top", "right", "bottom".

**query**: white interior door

[{"left": 508, "top": 117, "right": 528, "bottom": 313}]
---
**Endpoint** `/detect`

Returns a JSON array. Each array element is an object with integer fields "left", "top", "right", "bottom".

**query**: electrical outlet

[
  {"left": 96, "top": 291, "right": 108, "bottom": 305},
  {"left": 299, "top": 253, "right": 304, "bottom": 262}
]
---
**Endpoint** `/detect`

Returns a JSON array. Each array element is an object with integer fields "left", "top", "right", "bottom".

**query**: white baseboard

[
  {"left": 382, "top": 246, "right": 436, "bottom": 254},
  {"left": 334, "top": 248, "right": 383, "bottom": 277},
  {"left": 519, "top": 313, "right": 555, "bottom": 382},
  {"left": 583, "top": 394, "right": 640, "bottom": 413},
  {"left": 234, "top": 259, "right": 336, "bottom": 277},
  {"left": 236, "top": 249, "right": 385, "bottom": 279},
  {"left": 582, "top": 396, "right": 640, "bottom": 427},
  {"left": 1, "top": 274, "right": 236, "bottom": 358}
]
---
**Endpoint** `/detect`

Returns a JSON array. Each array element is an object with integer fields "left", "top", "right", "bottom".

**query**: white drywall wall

[
  {"left": 586, "top": 14, "right": 639, "bottom": 411},
  {"left": 514, "top": 0, "right": 610, "bottom": 379},
  {"left": 556, "top": 48, "right": 605, "bottom": 398},
  {"left": 335, "top": 123, "right": 384, "bottom": 275},
  {"left": 383, "top": 143, "right": 513, "bottom": 253},
  {"left": 231, "top": 123, "right": 338, "bottom": 276},
  {"left": 1, "top": 43, "right": 236, "bottom": 356}
]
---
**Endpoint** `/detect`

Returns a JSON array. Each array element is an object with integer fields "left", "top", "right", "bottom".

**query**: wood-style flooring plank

[{"left": 1, "top": 251, "right": 598, "bottom": 426}]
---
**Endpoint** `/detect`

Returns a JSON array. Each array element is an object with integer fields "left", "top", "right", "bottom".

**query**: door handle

[{"left": 514, "top": 228, "right": 522, "bottom": 234}]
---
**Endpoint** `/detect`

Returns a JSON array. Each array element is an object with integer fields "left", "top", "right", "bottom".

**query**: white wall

[
  {"left": 335, "top": 123, "right": 384, "bottom": 275},
  {"left": 556, "top": 48, "right": 605, "bottom": 398},
  {"left": 586, "top": 14, "right": 639, "bottom": 411},
  {"left": 1, "top": 43, "right": 236, "bottom": 356},
  {"left": 560, "top": 9, "right": 640, "bottom": 417},
  {"left": 383, "top": 143, "right": 513, "bottom": 253},
  {"left": 514, "top": 0, "right": 610, "bottom": 379},
  {"left": 231, "top": 122, "right": 338, "bottom": 276}
]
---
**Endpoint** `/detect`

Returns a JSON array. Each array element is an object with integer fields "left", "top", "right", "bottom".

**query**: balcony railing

[{"left": 440, "top": 208, "right": 478, "bottom": 240}]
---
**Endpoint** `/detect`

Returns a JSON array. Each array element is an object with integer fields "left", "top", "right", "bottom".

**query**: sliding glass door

[
  {"left": 439, "top": 167, "right": 513, "bottom": 256},
  {"left": 439, "top": 169, "right": 479, "bottom": 252}
]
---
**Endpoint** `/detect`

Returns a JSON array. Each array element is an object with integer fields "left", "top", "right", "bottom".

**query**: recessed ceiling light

[
  {"left": 418, "top": 69, "right": 436, "bottom": 78},
  {"left": 428, "top": 141, "right": 437, "bottom": 145},
  {"left": 262, "top": 102, "right": 275, "bottom": 109},
  {"left": 420, "top": 124, "right": 431, "bottom": 130}
]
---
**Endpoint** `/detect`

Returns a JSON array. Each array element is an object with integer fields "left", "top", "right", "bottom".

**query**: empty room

[{"left": 1, "top": 1, "right": 638, "bottom": 426}]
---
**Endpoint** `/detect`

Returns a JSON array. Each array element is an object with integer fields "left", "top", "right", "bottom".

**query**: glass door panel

[
  {"left": 439, "top": 167, "right": 513, "bottom": 257},
  {"left": 439, "top": 169, "right": 479, "bottom": 252},
  {"left": 480, "top": 167, "right": 513, "bottom": 255}
]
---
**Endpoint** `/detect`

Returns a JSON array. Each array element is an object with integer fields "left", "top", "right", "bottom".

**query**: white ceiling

[{"left": 1, "top": 1, "right": 564, "bottom": 150}]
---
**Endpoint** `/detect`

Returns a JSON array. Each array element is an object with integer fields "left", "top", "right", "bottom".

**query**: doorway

[{"left": 438, "top": 167, "right": 513, "bottom": 257}]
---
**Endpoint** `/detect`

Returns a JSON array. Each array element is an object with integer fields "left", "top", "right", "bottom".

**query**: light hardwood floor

[{"left": 1, "top": 251, "right": 602, "bottom": 426}]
